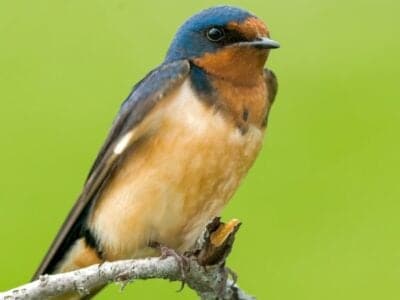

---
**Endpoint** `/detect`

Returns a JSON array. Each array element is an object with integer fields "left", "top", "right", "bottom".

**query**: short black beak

[
  {"left": 249, "top": 37, "right": 280, "bottom": 49},
  {"left": 236, "top": 37, "right": 280, "bottom": 49}
]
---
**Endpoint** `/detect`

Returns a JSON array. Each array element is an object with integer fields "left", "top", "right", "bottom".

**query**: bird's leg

[{"left": 148, "top": 241, "right": 190, "bottom": 291}]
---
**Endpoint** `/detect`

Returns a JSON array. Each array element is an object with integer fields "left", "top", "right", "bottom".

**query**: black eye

[{"left": 206, "top": 27, "right": 225, "bottom": 42}]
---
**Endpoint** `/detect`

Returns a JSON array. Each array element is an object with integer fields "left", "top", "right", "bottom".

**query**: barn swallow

[{"left": 33, "top": 5, "right": 279, "bottom": 299}]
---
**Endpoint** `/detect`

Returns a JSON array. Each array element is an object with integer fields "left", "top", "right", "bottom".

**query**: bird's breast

[{"left": 90, "top": 79, "right": 265, "bottom": 259}]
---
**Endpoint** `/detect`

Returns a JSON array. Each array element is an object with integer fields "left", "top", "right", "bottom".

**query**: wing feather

[
  {"left": 32, "top": 60, "right": 190, "bottom": 279},
  {"left": 262, "top": 68, "right": 278, "bottom": 127},
  {"left": 264, "top": 68, "right": 278, "bottom": 104}
]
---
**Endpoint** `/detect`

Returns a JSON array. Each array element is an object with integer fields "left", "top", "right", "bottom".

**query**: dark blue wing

[
  {"left": 264, "top": 68, "right": 278, "bottom": 105},
  {"left": 33, "top": 60, "right": 190, "bottom": 278},
  {"left": 263, "top": 68, "right": 278, "bottom": 126}
]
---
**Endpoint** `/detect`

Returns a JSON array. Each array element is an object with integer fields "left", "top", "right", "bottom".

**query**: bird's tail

[{"left": 37, "top": 238, "right": 104, "bottom": 299}]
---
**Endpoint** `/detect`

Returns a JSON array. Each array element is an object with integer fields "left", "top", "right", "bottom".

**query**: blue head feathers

[{"left": 165, "top": 6, "right": 254, "bottom": 62}]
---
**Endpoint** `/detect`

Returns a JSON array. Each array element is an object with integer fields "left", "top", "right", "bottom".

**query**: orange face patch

[
  {"left": 192, "top": 16, "right": 272, "bottom": 83},
  {"left": 193, "top": 46, "right": 268, "bottom": 85},
  {"left": 227, "top": 17, "right": 269, "bottom": 40}
]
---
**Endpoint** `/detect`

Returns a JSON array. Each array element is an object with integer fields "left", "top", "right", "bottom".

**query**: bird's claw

[{"left": 149, "top": 241, "right": 190, "bottom": 292}]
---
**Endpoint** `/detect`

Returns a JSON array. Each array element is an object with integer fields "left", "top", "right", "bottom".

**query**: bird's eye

[{"left": 206, "top": 27, "right": 225, "bottom": 42}]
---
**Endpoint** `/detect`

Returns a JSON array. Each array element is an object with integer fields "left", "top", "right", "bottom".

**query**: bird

[{"left": 32, "top": 5, "right": 279, "bottom": 299}]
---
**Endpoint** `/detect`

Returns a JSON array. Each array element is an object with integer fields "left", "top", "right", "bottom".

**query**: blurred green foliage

[{"left": 0, "top": 0, "right": 399, "bottom": 299}]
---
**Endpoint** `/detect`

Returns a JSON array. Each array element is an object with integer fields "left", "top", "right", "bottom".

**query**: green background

[{"left": 0, "top": 0, "right": 399, "bottom": 299}]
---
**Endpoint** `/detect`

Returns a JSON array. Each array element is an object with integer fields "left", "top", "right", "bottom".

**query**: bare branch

[
  {"left": 0, "top": 256, "right": 254, "bottom": 300},
  {"left": 0, "top": 218, "right": 255, "bottom": 300}
]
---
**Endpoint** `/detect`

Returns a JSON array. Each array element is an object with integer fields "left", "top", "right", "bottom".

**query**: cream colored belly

[{"left": 90, "top": 80, "right": 264, "bottom": 259}]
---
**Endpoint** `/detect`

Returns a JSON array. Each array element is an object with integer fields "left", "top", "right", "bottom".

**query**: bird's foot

[{"left": 149, "top": 241, "right": 190, "bottom": 292}]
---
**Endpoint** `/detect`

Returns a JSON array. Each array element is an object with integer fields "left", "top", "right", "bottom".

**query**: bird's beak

[
  {"left": 236, "top": 37, "right": 280, "bottom": 49},
  {"left": 251, "top": 37, "right": 280, "bottom": 49}
]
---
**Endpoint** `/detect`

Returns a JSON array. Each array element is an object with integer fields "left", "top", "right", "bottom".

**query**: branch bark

[
  {"left": 0, "top": 218, "right": 255, "bottom": 300},
  {"left": 0, "top": 256, "right": 254, "bottom": 300}
]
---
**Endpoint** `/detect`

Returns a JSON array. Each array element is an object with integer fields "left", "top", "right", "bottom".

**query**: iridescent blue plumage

[{"left": 165, "top": 6, "right": 253, "bottom": 62}]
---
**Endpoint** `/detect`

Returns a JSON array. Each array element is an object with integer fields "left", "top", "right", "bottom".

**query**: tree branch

[{"left": 0, "top": 218, "right": 255, "bottom": 300}]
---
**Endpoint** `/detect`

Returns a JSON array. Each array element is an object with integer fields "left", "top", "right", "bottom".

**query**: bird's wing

[
  {"left": 263, "top": 68, "right": 278, "bottom": 126},
  {"left": 264, "top": 68, "right": 278, "bottom": 105},
  {"left": 33, "top": 60, "right": 191, "bottom": 279}
]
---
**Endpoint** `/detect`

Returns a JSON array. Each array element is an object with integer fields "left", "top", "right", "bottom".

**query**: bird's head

[{"left": 165, "top": 6, "right": 279, "bottom": 82}]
